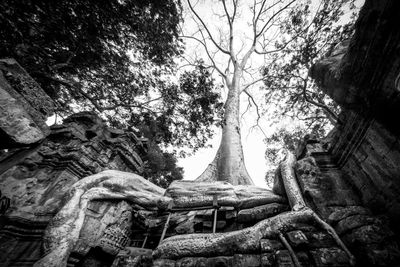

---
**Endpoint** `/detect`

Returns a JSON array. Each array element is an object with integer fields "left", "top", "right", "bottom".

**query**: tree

[
  {"left": 261, "top": 0, "right": 359, "bottom": 132},
  {"left": 182, "top": 0, "right": 303, "bottom": 185},
  {"left": 182, "top": 0, "right": 360, "bottom": 185},
  {"left": 1, "top": 0, "right": 226, "bottom": 186},
  {"left": 0, "top": 0, "right": 182, "bottom": 96},
  {"left": 0, "top": 0, "right": 223, "bottom": 149},
  {"left": 128, "top": 63, "right": 223, "bottom": 153},
  {"left": 142, "top": 141, "right": 184, "bottom": 188}
]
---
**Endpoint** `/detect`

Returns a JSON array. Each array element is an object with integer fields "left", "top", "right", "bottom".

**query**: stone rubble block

[
  {"left": 233, "top": 254, "right": 261, "bottom": 267},
  {"left": 310, "top": 248, "right": 350, "bottom": 267},
  {"left": 175, "top": 256, "right": 233, "bottom": 267},
  {"left": 342, "top": 224, "right": 393, "bottom": 247},
  {"left": 286, "top": 230, "right": 308, "bottom": 248},
  {"left": 152, "top": 259, "right": 176, "bottom": 267},
  {"left": 296, "top": 251, "right": 311, "bottom": 266},
  {"left": 335, "top": 214, "right": 379, "bottom": 235},
  {"left": 274, "top": 250, "right": 295, "bottom": 267},
  {"left": 261, "top": 253, "right": 274, "bottom": 267},
  {"left": 327, "top": 206, "right": 371, "bottom": 224},
  {"left": 260, "top": 239, "right": 284, "bottom": 253},
  {"left": 304, "top": 231, "right": 336, "bottom": 249}
]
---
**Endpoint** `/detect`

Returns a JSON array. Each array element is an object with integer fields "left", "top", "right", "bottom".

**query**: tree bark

[{"left": 196, "top": 72, "right": 253, "bottom": 185}]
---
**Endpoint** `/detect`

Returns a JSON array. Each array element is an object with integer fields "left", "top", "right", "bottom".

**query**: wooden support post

[
  {"left": 159, "top": 200, "right": 174, "bottom": 246},
  {"left": 212, "top": 195, "right": 218, "bottom": 234},
  {"left": 141, "top": 233, "right": 148, "bottom": 248}
]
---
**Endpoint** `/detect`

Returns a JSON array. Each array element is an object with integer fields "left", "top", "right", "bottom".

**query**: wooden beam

[{"left": 158, "top": 200, "right": 174, "bottom": 245}]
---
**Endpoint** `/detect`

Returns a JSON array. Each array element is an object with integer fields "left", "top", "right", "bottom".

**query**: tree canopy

[
  {"left": 1, "top": 0, "right": 225, "bottom": 187},
  {"left": 262, "top": 0, "right": 358, "bottom": 134}
]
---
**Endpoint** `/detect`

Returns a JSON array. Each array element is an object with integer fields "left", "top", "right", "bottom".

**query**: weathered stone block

[
  {"left": 233, "top": 254, "right": 260, "bottom": 267},
  {"left": 286, "top": 230, "right": 308, "bottom": 248},
  {"left": 274, "top": 250, "right": 294, "bottom": 267},
  {"left": 176, "top": 256, "right": 233, "bottom": 267},
  {"left": 310, "top": 248, "right": 349, "bottom": 266},
  {"left": 304, "top": 231, "right": 335, "bottom": 249},
  {"left": 176, "top": 257, "right": 207, "bottom": 267},
  {"left": 335, "top": 214, "right": 378, "bottom": 235},
  {"left": 152, "top": 259, "right": 176, "bottom": 267},
  {"left": 327, "top": 206, "right": 371, "bottom": 224},
  {"left": 206, "top": 256, "right": 233, "bottom": 267},
  {"left": 260, "top": 239, "right": 283, "bottom": 253},
  {"left": 342, "top": 224, "right": 392, "bottom": 246},
  {"left": 261, "top": 253, "right": 274, "bottom": 267},
  {"left": 296, "top": 251, "right": 311, "bottom": 266}
]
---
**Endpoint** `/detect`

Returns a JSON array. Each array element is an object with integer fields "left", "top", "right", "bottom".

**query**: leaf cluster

[
  {"left": 262, "top": 0, "right": 359, "bottom": 133},
  {"left": 0, "top": 0, "right": 224, "bottom": 183}
]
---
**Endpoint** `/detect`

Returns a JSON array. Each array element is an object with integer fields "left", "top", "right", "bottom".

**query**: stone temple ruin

[{"left": 1, "top": 1, "right": 400, "bottom": 266}]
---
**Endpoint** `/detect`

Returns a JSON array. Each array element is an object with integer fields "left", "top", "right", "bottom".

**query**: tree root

[
  {"left": 280, "top": 150, "right": 355, "bottom": 265},
  {"left": 34, "top": 171, "right": 283, "bottom": 266},
  {"left": 35, "top": 150, "right": 356, "bottom": 266},
  {"left": 279, "top": 232, "right": 301, "bottom": 267},
  {"left": 154, "top": 150, "right": 356, "bottom": 265}
]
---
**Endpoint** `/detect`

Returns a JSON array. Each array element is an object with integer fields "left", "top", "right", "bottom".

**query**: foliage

[
  {"left": 127, "top": 63, "right": 223, "bottom": 154},
  {"left": 1, "top": 0, "right": 224, "bottom": 184},
  {"left": 142, "top": 141, "right": 184, "bottom": 188},
  {"left": 262, "top": 0, "right": 360, "bottom": 133},
  {"left": 0, "top": 0, "right": 183, "bottom": 97},
  {"left": 264, "top": 125, "right": 308, "bottom": 187}
]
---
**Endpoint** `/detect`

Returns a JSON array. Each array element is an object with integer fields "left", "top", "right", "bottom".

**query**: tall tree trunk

[{"left": 196, "top": 71, "right": 253, "bottom": 185}]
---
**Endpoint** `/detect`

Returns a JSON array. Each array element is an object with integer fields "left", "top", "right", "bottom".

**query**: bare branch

[
  {"left": 222, "top": 0, "right": 237, "bottom": 63},
  {"left": 241, "top": 77, "right": 265, "bottom": 92},
  {"left": 256, "top": 0, "right": 295, "bottom": 39},
  {"left": 181, "top": 35, "right": 226, "bottom": 79},
  {"left": 301, "top": 75, "right": 341, "bottom": 124},
  {"left": 187, "top": 0, "right": 230, "bottom": 55}
]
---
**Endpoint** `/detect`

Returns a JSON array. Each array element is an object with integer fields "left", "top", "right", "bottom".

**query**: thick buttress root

[
  {"left": 154, "top": 151, "right": 356, "bottom": 265},
  {"left": 279, "top": 151, "right": 355, "bottom": 266}
]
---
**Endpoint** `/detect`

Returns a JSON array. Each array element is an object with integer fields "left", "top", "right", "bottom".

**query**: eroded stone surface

[
  {"left": 0, "top": 59, "right": 54, "bottom": 147},
  {"left": 295, "top": 137, "right": 400, "bottom": 266},
  {"left": 0, "top": 112, "right": 148, "bottom": 222}
]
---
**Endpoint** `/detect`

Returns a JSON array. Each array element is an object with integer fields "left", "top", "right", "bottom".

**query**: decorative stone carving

[
  {"left": 98, "top": 204, "right": 133, "bottom": 255},
  {"left": 0, "top": 58, "right": 54, "bottom": 148},
  {"left": 0, "top": 112, "right": 147, "bottom": 266},
  {"left": 0, "top": 112, "right": 147, "bottom": 223}
]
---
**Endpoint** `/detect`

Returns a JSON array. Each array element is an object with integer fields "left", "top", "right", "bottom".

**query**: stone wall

[
  {"left": 330, "top": 111, "right": 400, "bottom": 231},
  {"left": 311, "top": 0, "right": 400, "bottom": 238},
  {"left": 294, "top": 136, "right": 400, "bottom": 266},
  {"left": 0, "top": 112, "right": 147, "bottom": 266}
]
